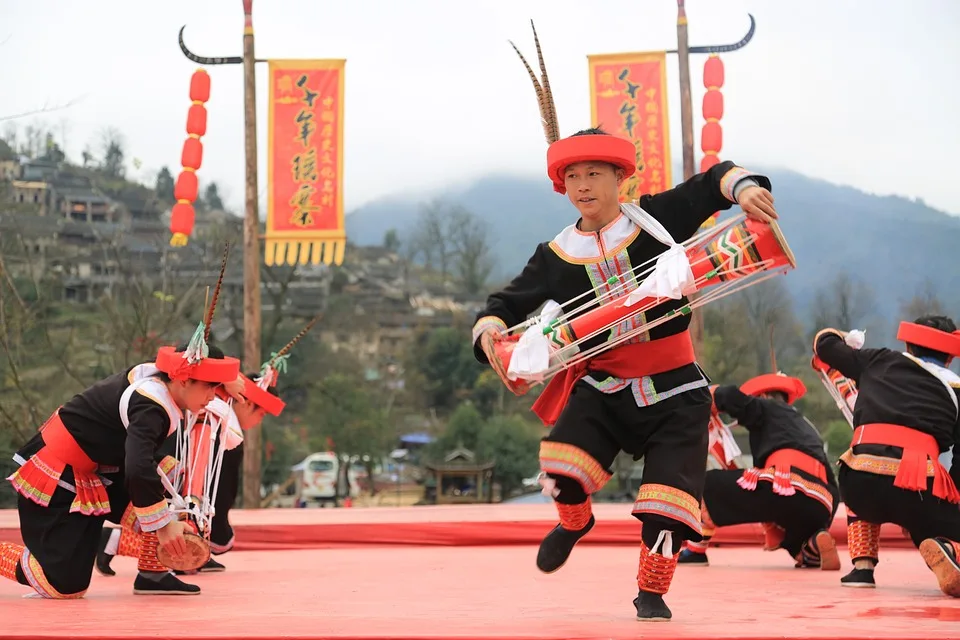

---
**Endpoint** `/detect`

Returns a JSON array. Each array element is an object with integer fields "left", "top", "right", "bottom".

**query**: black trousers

[
  {"left": 17, "top": 467, "right": 129, "bottom": 596},
  {"left": 210, "top": 443, "right": 243, "bottom": 553},
  {"left": 542, "top": 381, "right": 712, "bottom": 544},
  {"left": 703, "top": 469, "right": 838, "bottom": 556},
  {"left": 839, "top": 464, "right": 960, "bottom": 546}
]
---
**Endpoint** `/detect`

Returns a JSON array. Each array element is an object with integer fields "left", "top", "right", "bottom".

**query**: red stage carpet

[
  {"left": 0, "top": 546, "right": 957, "bottom": 640},
  {"left": 0, "top": 503, "right": 913, "bottom": 549}
]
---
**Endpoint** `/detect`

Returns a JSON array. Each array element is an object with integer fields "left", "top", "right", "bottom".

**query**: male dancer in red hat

[
  {"left": 473, "top": 27, "right": 780, "bottom": 621},
  {"left": 813, "top": 315, "right": 960, "bottom": 596},
  {"left": 0, "top": 337, "right": 240, "bottom": 598},
  {"left": 678, "top": 375, "right": 840, "bottom": 570}
]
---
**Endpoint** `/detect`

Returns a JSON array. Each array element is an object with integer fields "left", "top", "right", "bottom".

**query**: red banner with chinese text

[
  {"left": 587, "top": 52, "right": 672, "bottom": 201},
  {"left": 266, "top": 59, "right": 346, "bottom": 266}
]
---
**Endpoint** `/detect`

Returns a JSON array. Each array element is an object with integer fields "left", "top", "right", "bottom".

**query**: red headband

[
  {"left": 897, "top": 322, "right": 960, "bottom": 358},
  {"left": 240, "top": 374, "right": 286, "bottom": 416},
  {"left": 155, "top": 345, "right": 240, "bottom": 384},
  {"left": 546, "top": 135, "right": 637, "bottom": 194},
  {"left": 740, "top": 373, "right": 807, "bottom": 405}
]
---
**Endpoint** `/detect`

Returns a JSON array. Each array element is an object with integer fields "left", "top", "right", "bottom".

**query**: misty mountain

[{"left": 345, "top": 166, "right": 960, "bottom": 328}]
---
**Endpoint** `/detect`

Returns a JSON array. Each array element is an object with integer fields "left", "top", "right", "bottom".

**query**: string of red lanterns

[
  {"left": 169, "top": 69, "right": 211, "bottom": 247},
  {"left": 700, "top": 55, "right": 724, "bottom": 224}
]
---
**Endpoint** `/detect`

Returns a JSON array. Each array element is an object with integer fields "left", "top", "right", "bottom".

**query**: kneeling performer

[
  {"left": 679, "top": 375, "right": 840, "bottom": 570},
  {"left": 814, "top": 316, "right": 960, "bottom": 595}
]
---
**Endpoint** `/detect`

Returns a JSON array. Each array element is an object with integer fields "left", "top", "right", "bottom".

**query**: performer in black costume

[
  {"left": 813, "top": 316, "right": 960, "bottom": 596},
  {"left": 473, "top": 26, "right": 780, "bottom": 622},
  {"left": 1, "top": 338, "right": 240, "bottom": 598},
  {"left": 678, "top": 374, "right": 840, "bottom": 570}
]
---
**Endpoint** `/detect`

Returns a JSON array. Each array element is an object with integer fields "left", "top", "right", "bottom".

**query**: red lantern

[
  {"left": 703, "top": 56, "right": 724, "bottom": 90},
  {"left": 700, "top": 122, "right": 723, "bottom": 154},
  {"left": 700, "top": 155, "right": 720, "bottom": 173},
  {"left": 174, "top": 170, "right": 199, "bottom": 202},
  {"left": 699, "top": 55, "right": 725, "bottom": 228},
  {"left": 702, "top": 90, "right": 723, "bottom": 121},
  {"left": 189, "top": 69, "right": 211, "bottom": 103},
  {"left": 181, "top": 137, "right": 203, "bottom": 171},
  {"left": 186, "top": 104, "right": 207, "bottom": 137},
  {"left": 170, "top": 69, "right": 211, "bottom": 247},
  {"left": 170, "top": 202, "right": 196, "bottom": 238}
]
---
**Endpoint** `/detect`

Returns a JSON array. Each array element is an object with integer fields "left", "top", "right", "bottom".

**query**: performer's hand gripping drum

[{"left": 493, "top": 215, "right": 797, "bottom": 391}]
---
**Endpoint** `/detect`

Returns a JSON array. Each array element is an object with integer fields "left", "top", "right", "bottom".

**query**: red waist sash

[
  {"left": 8, "top": 411, "right": 111, "bottom": 515},
  {"left": 852, "top": 423, "right": 960, "bottom": 503},
  {"left": 737, "top": 448, "right": 828, "bottom": 496},
  {"left": 532, "top": 330, "right": 696, "bottom": 426}
]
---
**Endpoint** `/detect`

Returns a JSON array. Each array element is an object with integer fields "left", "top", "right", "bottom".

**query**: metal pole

[{"left": 240, "top": 0, "right": 263, "bottom": 509}]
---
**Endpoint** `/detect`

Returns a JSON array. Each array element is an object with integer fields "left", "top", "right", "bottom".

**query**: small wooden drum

[{"left": 157, "top": 531, "right": 211, "bottom": 572}]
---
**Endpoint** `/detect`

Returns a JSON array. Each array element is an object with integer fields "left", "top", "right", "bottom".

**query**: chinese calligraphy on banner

[
  {"left": 265, "top": 59, "right": 346, "bottom": 266},
  {"left": 587, "top": 51, "right": 672, "bottom": 202}
]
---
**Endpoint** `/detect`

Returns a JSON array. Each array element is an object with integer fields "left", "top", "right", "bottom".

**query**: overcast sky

[{"left": 2, "top": 0, "right": 958, "bottom": 216}]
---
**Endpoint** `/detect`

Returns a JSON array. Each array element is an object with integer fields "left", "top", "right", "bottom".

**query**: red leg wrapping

[
  {"left": 700, "top": 500, "right": 716, "bottom": 538},
  {"left": 637, "top": 538, "right": 680, "bottom": 595},
  {"left": 137, "top": 531, "right": 167, "bottom": 573},
  {"left": 848, "top": 519, "right": 880, "bottom": 563},
  {"left": 556, "top": 498, "right": 593, "bottom": 531},
  {"left": 116, "top": 504, "right": 141, "bottom": 558},
  {"left": 0, "top": 542, "right": 23, "bottom": 582},
  {"left": 761, "top": 522, "right": 786, "bottom": 551}
]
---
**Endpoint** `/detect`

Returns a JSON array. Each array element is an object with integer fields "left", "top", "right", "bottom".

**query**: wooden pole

[
  {"left": 241, "top": 0, "right": 263, "bottom": 508},
  {"left": 676, "top": 0, "right": 705, "bottom": 354}
]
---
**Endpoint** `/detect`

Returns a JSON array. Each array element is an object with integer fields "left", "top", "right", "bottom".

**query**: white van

[
  {"left": 296, "top": 452, "right": 363, "bottom": 506},
  {"left": 299, "top": 452, "right": 340, "bottom": 506}
]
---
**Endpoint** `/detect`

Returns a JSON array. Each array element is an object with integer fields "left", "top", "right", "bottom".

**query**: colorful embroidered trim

[
  {"left": 632, "top": 483, "right": 702, "bottom": 535},
  {"left": 847, "top": 519, "right": 881, "bottom": 562},
  {"left": 719, "top": 166, "right": 758, "bottom": 203},
  {"left": 700, "top": 500, "right": 717, "bottom": 538},
  {"left": 157, "top": 455, "right": 181, "bottom": 484},
  {"left": 19, "top": 549, "right": 86, "bottom": 599},
  {"left": 637, "top": 539, "right": 680, "bottom": 595},
  {"left": 738, "top": 469, "right": 834, "bottom": 513},
  {"left": 556, "top": 498, "right": 593, "bottom": 531},
  {"left": 471, "top": 316, "right": 507, "bottom": 345},
  {"left": 138, "top": 531, "right": 167, "bottom": 573},
  {"left": 539, "top": 442, "right": 612, "bottom": 495},
  {"left": 69, "top": 472, "right": 110, "bottom": 515},
  {"left": 840, "top": 450, "right": 936, "bottom": 478},
  {"left": 134, "top": 500, "right": 174, "bottom": 533}
]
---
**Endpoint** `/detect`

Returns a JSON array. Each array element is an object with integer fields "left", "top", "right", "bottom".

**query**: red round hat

[
  {"left": 155, "top": 345, "right": 240, "bottom": 384},
  {"left": 240, "top": 374, "right": 286, "bottom": 416},
  {"left": 740, "top": 373, "right": 807, "bottom": 405},
  {"left": 897, "top": 321, "right": 960, "bottom": 358},
  {"left": 546, "top": 134, "right": 637, "bottom": 194}
]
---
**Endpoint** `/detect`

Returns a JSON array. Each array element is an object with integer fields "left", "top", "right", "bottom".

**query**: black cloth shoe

[
  {"left": 677, "top": 549, "right": 708, "bottom": 566},
  {"left": 95, "top": 528, "right": 116, "bottom": 577},
  {"left": 840, "top": 567, "right": 876, "bottom": 588},
  {"left": 133, "top": 571, "right": 201, "bottom": 595},
  {"left": 198, "top": 557, "right": 226, "bottom": 572},
  {"left": 536, "top": 515, "right": 595, "bottom": 573},
  {"left": 634, "top": 591, "right": 672, "bottom": 621}
]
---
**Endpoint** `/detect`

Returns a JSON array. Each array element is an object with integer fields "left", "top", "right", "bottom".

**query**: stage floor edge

[
  {"left": 0, "top": 503, "right": 914, "bottom": 550},
  {"left": 1, "top": 546, "right": 958, "bottom": 640}
]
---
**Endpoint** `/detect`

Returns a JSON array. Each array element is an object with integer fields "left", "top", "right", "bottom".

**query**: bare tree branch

[{"left": 0, "top": 96, "right": 85, "bottom": 123}]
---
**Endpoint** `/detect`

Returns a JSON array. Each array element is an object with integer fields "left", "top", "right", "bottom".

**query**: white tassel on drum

[
  {"left": 624, "top": 243, "right": 696, "bottom": 306},
  {"left": 507, "top": 300, "right": 564, "bottom": 381},
  {"left": 844, "top": 329, "right": 866, "bottom": 349}
]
